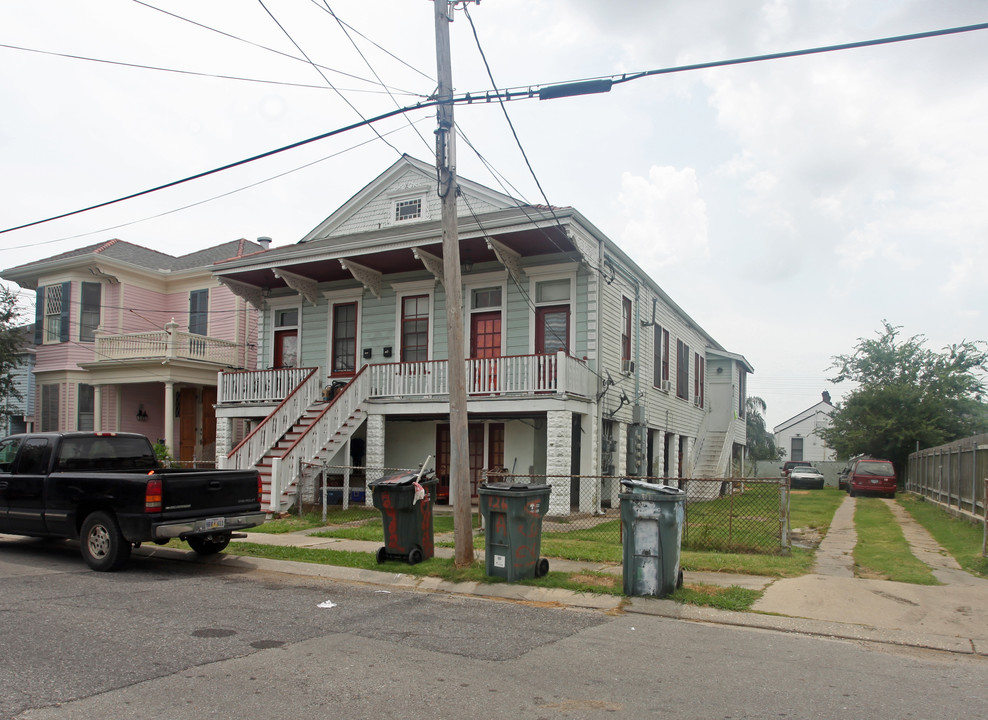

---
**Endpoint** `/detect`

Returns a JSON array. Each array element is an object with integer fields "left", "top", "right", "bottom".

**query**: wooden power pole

[{"left": 434, "top": 0, "right": 474, "bottom": 566}]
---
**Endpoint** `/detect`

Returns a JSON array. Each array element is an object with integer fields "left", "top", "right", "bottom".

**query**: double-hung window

[
  {"left": 676, "top": 339, "right": 690, "bottom": 400},
  {"left": 79, "top": 282, "right": 101, "bottom": 342},
  {"left": 401, "top": 295, "right": 430, "bottom": 362}
]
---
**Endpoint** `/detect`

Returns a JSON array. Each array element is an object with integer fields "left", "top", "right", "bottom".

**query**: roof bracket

[
  {"left": 411, "top": 247, "right": 445, "bottom": 288},
  {"left": 486, "top": 237, "right": 525, "bottom": 285},
  {"left": 216, "top": 277, "right": 265, "bottom": 310},
  {"left": 338, "top": 259, "right": 382, "bottom": 299},
  {"left": 273, "top": 268, "right": 321, "bottom": 305}
]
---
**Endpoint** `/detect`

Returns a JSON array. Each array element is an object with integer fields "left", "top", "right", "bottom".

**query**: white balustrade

[
  {"left": 224, "top": 368, "right": 322, "bottom": 471},
  {"left": 274, "top": 369, "right": 370, "bottom": 509},
  {"left": 218, "top": 367, "right": 314, "bottom": 404},
  {"left": 95, "top": 330, "right": 241, "bottom": 366}
]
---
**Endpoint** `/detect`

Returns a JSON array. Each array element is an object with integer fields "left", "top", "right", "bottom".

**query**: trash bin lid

[
  {"left": 369, "top": 470, "right": 435, "bottom": 487},
  {"left": 620, "top": 478, "right": 684, "bottom": 495},
  {"left": 480, "top": 481, "right": 550, "bottom": 492}
]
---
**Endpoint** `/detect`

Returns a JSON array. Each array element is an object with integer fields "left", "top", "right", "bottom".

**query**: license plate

[
  {"left": 204, "top": 517, "right": 225, "bottom": 530},
  {"left": 870, "top": 479, "right": 879, "bottom": 485}
]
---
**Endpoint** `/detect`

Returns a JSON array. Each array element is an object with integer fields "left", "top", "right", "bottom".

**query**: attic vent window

[{"left": 395, "top": 198, "right": 422, "bottom": 222}]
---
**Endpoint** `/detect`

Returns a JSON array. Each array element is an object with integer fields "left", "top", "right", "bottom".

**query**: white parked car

[{"left": 788, "top": 466, "right": 825, "bottom": 490}]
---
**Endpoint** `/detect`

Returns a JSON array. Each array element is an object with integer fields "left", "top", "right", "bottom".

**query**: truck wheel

[
  {"left": 187, "top": 535, "right": 231, "bottom": 555},
  {"left": 80, "top": 511, "right": 132, "bottom": 571}
]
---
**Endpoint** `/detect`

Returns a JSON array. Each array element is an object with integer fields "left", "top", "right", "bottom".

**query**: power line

[
  {"left": 0, "top": 116, "right": 432, "bottom": 253},
  {"left": 0, "top": 101, "right": 436, "bottom": 236},
  {"left": 314, "top": 1, "right": 435, "bottom": 158},
  {"left": 5, "top": 21, "right": 985, "bottom": 237},
  {"left": 130, "top": 0, "right": 423, "bottom": 96},
  {"left": 0, "top": 42, "right": 421, "bottom": 96},
  {"left": 258, "top": 0, "right": 403, "bottom": 157}
]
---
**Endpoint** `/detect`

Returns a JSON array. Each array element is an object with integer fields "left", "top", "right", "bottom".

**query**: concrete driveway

[{"left": 752, "top": 495, "right": 988, "bottom": 651}]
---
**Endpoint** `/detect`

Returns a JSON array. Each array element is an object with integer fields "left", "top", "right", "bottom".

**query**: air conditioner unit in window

[
  {"left": 693, "top": 395, "right": 702, "bottom": 407},
  {"left": 621, "top": 359, "right": 634, "bottom": 374},
  {"left": 661, "top": 380, "right": 672, "bottom": 392}
]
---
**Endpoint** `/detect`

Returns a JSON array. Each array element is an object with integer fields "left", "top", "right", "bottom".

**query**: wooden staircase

[
  {"left": 257, "top": 367, "right": 371, "bottom": 513},
  {"left": 257, "top": 402, "right": 367, "bottom": 511}
]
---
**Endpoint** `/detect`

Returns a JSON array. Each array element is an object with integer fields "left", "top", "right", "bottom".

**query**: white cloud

[{"left": 614, "top": 166, "right": 709, "bottom": 270}]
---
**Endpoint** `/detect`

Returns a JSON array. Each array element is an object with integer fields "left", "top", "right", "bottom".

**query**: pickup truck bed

[{"left": 0, "top": 432, "right": 264, "bottom": 571}]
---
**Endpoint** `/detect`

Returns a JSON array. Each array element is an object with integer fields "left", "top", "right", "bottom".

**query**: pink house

[{"left": 1, "top": 239, "right": 264, "bottom": 463}]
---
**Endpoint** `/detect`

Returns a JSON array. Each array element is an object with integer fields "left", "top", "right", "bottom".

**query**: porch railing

[
  {"left": 271, "top": 367, "right": 370, "bottom": 512},
  {"left": 368, "top": 352, "right": 594, "bottom": 399},
  {"left": 218, "top": 367, "right": 314, "bottom": 404},
  {"left": 221, "top": 367, "right": 323, "bottom": 470},
  {"left": 95, "top": 329, "right": 241, "bottom": 367}
]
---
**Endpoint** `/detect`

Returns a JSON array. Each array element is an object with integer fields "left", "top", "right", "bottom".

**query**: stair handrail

[
  {"left": 271, "top": 367, "right": 370, "bottom": 509},
  {"left": 223, "top": 367, "right": 322, "bottom": 470}
]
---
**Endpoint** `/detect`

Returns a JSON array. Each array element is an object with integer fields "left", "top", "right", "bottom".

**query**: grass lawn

[
  {"left": 222, "top": 483, "right": 847, "bottom": 611},
  {"left": 852, "top": 497, "right": 938, "bottom": 584},
  {"left": 897, "top": 493, "right": 988, "bottom": 578}
]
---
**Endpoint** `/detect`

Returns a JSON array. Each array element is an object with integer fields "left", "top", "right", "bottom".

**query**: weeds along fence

[{"left": 293, "top": 461, "right": 790, "bottom": 555}]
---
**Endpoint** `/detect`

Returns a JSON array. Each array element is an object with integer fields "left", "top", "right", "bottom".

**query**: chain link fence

[{"left": 290, "top": 463, "right": 789, "bottom": 554}]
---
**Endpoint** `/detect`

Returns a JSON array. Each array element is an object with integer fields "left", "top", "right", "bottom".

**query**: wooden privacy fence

[{"left": 906, "top": 434, "right": 988, "bottom": 520}]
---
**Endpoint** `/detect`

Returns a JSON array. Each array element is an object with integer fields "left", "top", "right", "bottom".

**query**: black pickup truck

[{"left": 0, "top": 432, "right": 265, "bottom": 571}]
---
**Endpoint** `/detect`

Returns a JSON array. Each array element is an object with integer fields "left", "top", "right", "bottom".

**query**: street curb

[
  {"left": 625, "top": 597, "right": 983, "bottom": 656},
  {"left": 135, "top": 545, "right": 984, "bottom": 656}
]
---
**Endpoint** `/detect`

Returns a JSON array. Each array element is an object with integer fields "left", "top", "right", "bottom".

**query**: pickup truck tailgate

[{"left": 159, "top": 469, "right": 260, "bottom": 516}]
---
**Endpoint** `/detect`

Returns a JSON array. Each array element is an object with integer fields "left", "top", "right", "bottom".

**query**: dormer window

[{"left": 394, "top": 197, "right": 422, "bottom": 222}]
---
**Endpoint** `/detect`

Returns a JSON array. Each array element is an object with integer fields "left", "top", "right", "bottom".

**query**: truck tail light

[
  {"left": 258, "top": 474, "right": 263, "bottom": 503},
  {"left": 145, "top": 477, "right": 163, "bottom": 512}
]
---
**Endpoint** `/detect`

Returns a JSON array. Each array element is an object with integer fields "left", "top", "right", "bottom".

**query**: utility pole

[{"left": 435, "top": 0, "right": 473, "bottom": 566}]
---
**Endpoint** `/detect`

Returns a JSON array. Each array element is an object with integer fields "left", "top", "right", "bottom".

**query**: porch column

[
  {"left": 580, "top": 411, "right": 599, "bottom": 514},
  {"left": 164, "top": 381, "right": 175, "bottom": 455},
  {"left": 605, "top": 422, "right": 626, "bottom": 508},
  {"left": 653, "top": 429, "right": 665, "bottom": 479},
  {"left": 545, "top": 410, "right": 572, "bottom": 515},
  {"left": 683, "top": 436, "right": 694, "bottom": 478},
  {"left": 93, "top": 384, "right": 102, "bottom": 433},
  {"left": 670, "top": 433, "right": 680, "bottom": 480},
  {"left": 215, "top": 417, "right": 234, "bottom": 467},
  {"left": 365, "top": 414, "right": 385, "bottom": 507}
]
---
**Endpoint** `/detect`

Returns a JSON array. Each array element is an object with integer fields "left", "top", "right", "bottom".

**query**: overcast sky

[{"left": 2, "top": 0, "right": 986, "bottom": 430}]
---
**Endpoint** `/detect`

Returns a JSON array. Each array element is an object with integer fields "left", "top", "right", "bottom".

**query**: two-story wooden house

[
  {"left": 1, "top": 239, "right": 263, "bottom": 463},
  {"left": 211, "top": 156, "right": 752, "bottom": 514}
]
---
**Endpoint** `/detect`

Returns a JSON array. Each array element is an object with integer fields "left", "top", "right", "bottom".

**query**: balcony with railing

[
  {"left": 216, "top": 353, "right": 596, "bottom": 406},
  {"left": 94, "top": 320, "right": 243, "bottom": 368}
]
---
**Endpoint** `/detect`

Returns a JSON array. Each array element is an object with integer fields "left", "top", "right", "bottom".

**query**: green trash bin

[
  {"left": 369, "top": 470, "right": 437, "bottom": 565},
  {"left": 478, "top": 482, "right": 551, "bottom": 581},
  {"left": 619, "top": 479, "right": 685, "bottom": 597}
]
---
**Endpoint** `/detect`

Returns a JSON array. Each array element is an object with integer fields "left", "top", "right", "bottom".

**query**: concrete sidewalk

[{"left": 139, "top": 498, "right": 988, "bottom": 658}]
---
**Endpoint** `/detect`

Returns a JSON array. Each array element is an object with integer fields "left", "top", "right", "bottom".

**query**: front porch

[{"left": 216, "top": 352, "right": 596, "bottom": 408}]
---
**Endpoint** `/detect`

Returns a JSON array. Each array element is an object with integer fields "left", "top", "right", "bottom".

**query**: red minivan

[{"left": 846, "top": 458, "right": 897, "bottom": 498}]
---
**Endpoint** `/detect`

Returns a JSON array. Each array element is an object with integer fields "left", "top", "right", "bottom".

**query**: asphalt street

[{"left": 2, "top": 532, "right": 988, "bottom": 720}]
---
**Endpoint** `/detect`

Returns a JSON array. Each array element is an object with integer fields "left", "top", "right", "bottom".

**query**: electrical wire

[
  {"left": 130, "top": 0, "right": 422, "bottom": 96},
  {"left": 314, "top": 1, "right": 435, "bottom": 158},
  {"left": 5, "top": 21, "right": 986, "bottom": 237},
  {"left": 0, "top": 115, "right": 432, "bottom": 253},
  {"left": 258, "top": 0, "right": 402, "bottom": 157},
  {"left": 304, "top": 0, "right": 434, "bottom": 83},
  {"left": 0, "top": 42, "right": 420, "bottom": 96}
]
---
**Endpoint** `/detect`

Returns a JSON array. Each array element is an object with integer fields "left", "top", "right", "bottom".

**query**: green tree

[
  {"left": 820, "top": 321, "right": 988, "bottom": 472},
  {"left": 745, "top": 396, "right": 784, "bottom": 462},
  {"left": 0, "top": 286, "right": 26, "bottom": 424}
]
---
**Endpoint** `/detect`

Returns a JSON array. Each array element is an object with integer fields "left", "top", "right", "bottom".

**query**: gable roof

[
  {"left": 773, "top": 401, "right": 834, "bottom": 434},
  {"left": 2, "top": 238, "right": 267, "bottom": 287},
  {"left": 299, "top": 155, "right": 522, "bottom": 244}
]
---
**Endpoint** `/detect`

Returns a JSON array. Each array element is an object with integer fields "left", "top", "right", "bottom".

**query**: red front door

[
  {"left": 273, "top": 329, "right": 298, "bottom": 368},
  {"left": 470, "top": 311, "right": 501, "bottom": 393},
  {"left": 536, "top": 305, "right": 569, "bottom": 354}
]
